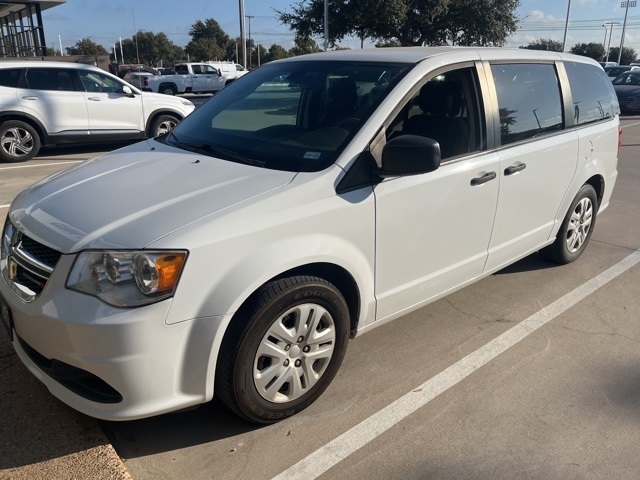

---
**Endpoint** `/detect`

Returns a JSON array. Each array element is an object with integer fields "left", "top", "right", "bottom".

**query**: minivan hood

[{"left": 10, "top": 140, "right": 296, "bottom": 253}]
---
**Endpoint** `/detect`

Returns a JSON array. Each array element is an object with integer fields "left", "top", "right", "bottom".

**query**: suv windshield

[{"left": 165, "top": 60, "right": 411, "bottom": 171}]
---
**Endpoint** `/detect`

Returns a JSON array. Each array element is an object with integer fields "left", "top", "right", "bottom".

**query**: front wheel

[
  {"left": 150, "top": 114, "right": 179, "bottom": 137},
  {"left": 542, "top": 184, "right": 598, "bottom": 264},
  {"left": 216, "top": 276, "right": 350, "bottom": 424},
  {"left": 0, "top": 120, "right": 40, "bottom": 162}
]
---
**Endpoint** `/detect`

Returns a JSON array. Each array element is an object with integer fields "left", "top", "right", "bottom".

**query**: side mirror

[
  {"left": 122, "top": 85, "right": 135, "bottom": 97},
  {"left": 380, "top": 135, "right": 441, "bottom": 177}
]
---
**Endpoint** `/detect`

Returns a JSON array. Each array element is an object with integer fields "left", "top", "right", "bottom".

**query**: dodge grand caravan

[{"left": 0, "top": 47, "right": 620, "bottom": 423}]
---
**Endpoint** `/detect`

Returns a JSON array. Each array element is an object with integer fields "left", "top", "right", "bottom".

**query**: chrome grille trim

[{"left": 1, "top": 219, "right": 62, "bottom": 302}]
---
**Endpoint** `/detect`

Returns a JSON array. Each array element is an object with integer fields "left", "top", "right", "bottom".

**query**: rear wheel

[
  {"left": 542, "top": 184, "right": 597, "bottom": 264},
  {"left": 160, "top": 84, "right": 177, "bottom": 95},
  {"left": 0, "top": 120, "right": 40, "bottom": 163},
  {"left": 216, "top": 276, "right": 350, "bottom": 424}
]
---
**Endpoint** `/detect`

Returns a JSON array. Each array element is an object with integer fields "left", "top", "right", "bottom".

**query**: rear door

[
  {"left": 483, "top": 62, "right": 579, "bottom": 272},
  {"left": 17, "top": 67, "right": 89, "bottom": 136}
]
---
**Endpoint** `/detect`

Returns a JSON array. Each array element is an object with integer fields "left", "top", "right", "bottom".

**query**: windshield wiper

[{"left": 172, "top": 140, "right": 265, "bottom": 168}]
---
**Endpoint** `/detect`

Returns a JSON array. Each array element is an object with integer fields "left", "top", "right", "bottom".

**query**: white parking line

[
  {"left": 273, "top": 248, "right": 640, "bottom": 480},
  {"left": 0, "top": 160, "right": 81, "bottom": 171},
  {"left": 0, "top": 204, "right": 9, "bottom": 209},
  {"left": 621, "top": 120, "right": 640, "bottom": 129}
]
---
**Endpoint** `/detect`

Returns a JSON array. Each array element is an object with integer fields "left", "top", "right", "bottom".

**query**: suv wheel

[
  {"left": 0, "top": 120, "right": 40, "bottom": 163},
  {"left": 151, "top": 114, "right": 179, "bottom": 137}
]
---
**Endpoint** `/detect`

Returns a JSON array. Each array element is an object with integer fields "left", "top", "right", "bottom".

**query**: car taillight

[
  {"left": 143, "top": 77, "right": 148, "bottom": 86},
  {"left": 618, "top": 124, "right": 622, "bottom": 149}
]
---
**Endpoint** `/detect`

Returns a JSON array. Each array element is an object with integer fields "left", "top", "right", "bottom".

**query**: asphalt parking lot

[{"left": 2, "top": 117, "right": 640, "bottom": 479}]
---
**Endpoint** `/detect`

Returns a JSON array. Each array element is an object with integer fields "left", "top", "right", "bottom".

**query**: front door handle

[
  {"left": 470, "top": 171, "right": 497, "bottom": 186},
  {"left": 21, "top": 96, "right": 38, "bottom": 100},
  {"left": 87, "top": 97, "right": 102, "bottom": 101},
  {"left": 504, "top": 162, "right": 527, "bottom": 176}
]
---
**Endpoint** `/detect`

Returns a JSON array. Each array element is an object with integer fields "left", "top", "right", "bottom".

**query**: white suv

[
  {"left": 0, "top": 61, "right": 195, "bottom": 162},
  {"left": 0, "top": 48, "right": 620, "bottom": 423}
]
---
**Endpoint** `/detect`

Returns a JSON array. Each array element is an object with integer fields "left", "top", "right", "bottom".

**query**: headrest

[{"left": 418, "top": 81, "right": 463, "bottom": 116}]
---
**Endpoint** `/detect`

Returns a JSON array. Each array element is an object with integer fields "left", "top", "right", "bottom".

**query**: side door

[
  {"left": 374, "top": 64, "right": 500, "bottom": 321},
  {"left": 76, "top": 69, "right": 144, "bottom": 135},
  {"left": 483, "top": 62, "right": 578, "bottom": 272},
  {"left": 190, "top": 64, "right": 222, "bottom": 92},
  {"left": 17, "top": 67, "right": 89, "bottom": 136}
]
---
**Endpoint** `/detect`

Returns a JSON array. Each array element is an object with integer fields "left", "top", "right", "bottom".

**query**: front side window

[
  {"left": 166, "top": 61, "right": 411, "bottom": 172},
  {"left": 386, "top": 66, "right": 485, "bottom": 160},
  {"left": 491, "top": 63, "right": 563, "bottom": 145},
  {"left": 564, "top": 61, "right": 619, "bottom": 125},
  {"left": 77, "top": 70, "right": 123, "bottom": 93}
]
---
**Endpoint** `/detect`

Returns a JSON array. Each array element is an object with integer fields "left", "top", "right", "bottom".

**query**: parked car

[
  {"left": 0, "top": 61, "right": 195, "bottom": 162},
  {"left": 599, "top": 61, "right": 618, "bottom": 68},
  {"left": 604, "top": 65, "right": 640, "bottom": 79},
  {"left": 0, "top": 47, "right": 620, "bottom": 423},
  {"left": 612, "top": 70, "right": 640, "bottom": 113},
  {"left": 124, "top": 71, "right": 154, "bottom": 89},
  {"left": 141, "top": 62, "right": 226, "bottom": 95}
]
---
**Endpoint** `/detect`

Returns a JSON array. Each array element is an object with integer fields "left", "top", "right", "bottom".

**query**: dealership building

[{"left": 0, "top": 1, "right": 65, "bottom": 57}]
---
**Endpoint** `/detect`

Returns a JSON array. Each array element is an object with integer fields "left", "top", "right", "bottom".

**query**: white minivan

[{"left": 0, "top": 47, "right": 620, "bottom": 423}]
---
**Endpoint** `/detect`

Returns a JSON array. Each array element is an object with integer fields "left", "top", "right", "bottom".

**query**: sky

[{"left": 42, "top": 0, "right": 640, "bottom": 56}]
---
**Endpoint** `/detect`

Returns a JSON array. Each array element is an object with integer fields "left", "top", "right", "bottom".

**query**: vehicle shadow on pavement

[
  {"left": 493, "top": 252, "right": 557, "bottom": 275},
  {"left": 0, "top": 342, "right": 111, "bottom": 469},
  {"left": 100, "top": 399, "right": 261, "bottom": 459}
]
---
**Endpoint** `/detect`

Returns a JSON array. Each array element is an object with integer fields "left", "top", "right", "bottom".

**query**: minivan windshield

[{"left": 165, "top": 60, "right": 411, "bottom": 171}]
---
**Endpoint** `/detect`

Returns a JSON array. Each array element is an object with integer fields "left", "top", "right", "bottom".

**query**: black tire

[
  {"left": 216, "top": 276, "right": 350, "bottom": 424},
  {"left": 542, "top": 184, "right": 598, "bottom": 264},
  {"left": 0, "top": 120, "right": 40, "bottom": 163},
  {"left": 160, "top": 84, "right": 177, "bottom": 95},
  {"left": 150, "top": 114, "right": 180, "bottom": 137}
]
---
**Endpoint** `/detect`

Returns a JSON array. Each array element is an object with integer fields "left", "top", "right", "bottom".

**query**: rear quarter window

[
  {"left": 0, "top": 68, "right": 22, "bottom": 87},
  {"left": 564, "top": 61, "right": 620, "bottom": 125}
]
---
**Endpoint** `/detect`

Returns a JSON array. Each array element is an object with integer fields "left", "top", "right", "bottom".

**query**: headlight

[
  {"left": 181, "top": 99, "right": 194, "bottom": 107},
  {"left": 67, "top": 250, "right": 187, "bottom": 307}
]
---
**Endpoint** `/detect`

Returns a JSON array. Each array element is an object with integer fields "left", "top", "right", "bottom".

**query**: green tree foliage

[
  {"left": 264, "top": 44, "right": 291, "bottom": 63},
  {"left": 570, "top": 42, "right": 605, "bottom": 61},
  {"left": 185, "top": 37, "right": 226, "bottom": 62},
  {"left": 277, "top": 0, "right": 519, "bottom": 47},
  {"left": 289, "top": 36, "right": 323, "bottom": 56},
  {"left": 606, "top": 46, "right": 637, "bottom": 65},
  {"left": 66, "top": 38, "right": 108, "bottom": 56},
  {"left": 521, "top": 38, "right": 563, "bottom": 52},
  {"left": 185, "top": 18, "right": 234, "bottom": 61}
]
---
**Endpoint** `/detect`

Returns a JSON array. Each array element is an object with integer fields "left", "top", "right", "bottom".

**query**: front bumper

[{"left": 1, "top": 253, "right": 225, "bottom": 421}]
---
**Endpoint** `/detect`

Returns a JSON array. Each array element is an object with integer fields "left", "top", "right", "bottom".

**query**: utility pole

[
  {"left": 246, "top": 15, "right": 254, "bottom": 69},
  {"left": 324, "top": 0, "right": 329, "bottom": 51},
  {"left": 58, "top": 34, "right": 63, "bottom": 55},
  {"left": 618, "top": 0, "right": 636, "bottom": 64},
  {"left": 239, "top": 0, "right": 246, "bottom": 69}
]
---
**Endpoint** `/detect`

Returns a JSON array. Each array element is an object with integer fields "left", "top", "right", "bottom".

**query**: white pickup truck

[{"left": 141, "top": 62, "right": 247, "bottom": 95}]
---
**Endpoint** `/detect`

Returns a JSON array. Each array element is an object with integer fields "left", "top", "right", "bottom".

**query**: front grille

[{"left": 2, "top": 218, "right": 62, "bottom": 301}]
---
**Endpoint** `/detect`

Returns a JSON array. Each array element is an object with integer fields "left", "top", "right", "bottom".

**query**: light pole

[
  {"left": 562, "top": 0, "right": 572, "bottom": 52},
  {"left": 604, "top": 22, "right": 618, "bottom": 62},
  {"left": 324, "top": 0, "right": 329, "bottom": 51},
  {"left": 618, "top": 0, "right": 636, "bottom": 64}
]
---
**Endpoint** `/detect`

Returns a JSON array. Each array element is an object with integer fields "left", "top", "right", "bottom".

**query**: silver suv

[{"left": 0, "top": 61, "right": 195, "bottom": 162}]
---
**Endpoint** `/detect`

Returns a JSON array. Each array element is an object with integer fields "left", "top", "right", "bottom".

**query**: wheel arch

[
  {"left": 585, "top": 174, "right": 605, "bottom": 208},
  {"left": 144, "top": 110, "right": 183, "bottom": 136},
  {"left": 0, "top": 111, "right": 48, "bottom": 145}
]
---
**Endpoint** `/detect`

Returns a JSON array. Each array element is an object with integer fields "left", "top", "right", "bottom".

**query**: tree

[
  {"left": 521, "top": 38, "right": 562, "bottom": 52},
  {"left": 66, "top": 38, "right": 108, "bottom": 56},
  {"left": 570, "top": 42, "right": 605, "bottom": 61},
  {"left": 264, "top": 44, "right": 291, "bottom": 63},
  {"left": 607, "top": 46, "right": 637, "bottom": 65},
  {"left": 185, "top": 18, "right": 234, "bottom": 62},
  {"left": 289, "top": 36, "right": 323, "bottom": 56},
  {"left": 277, "top": 0, "right": 519, "bottom": 47}
]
